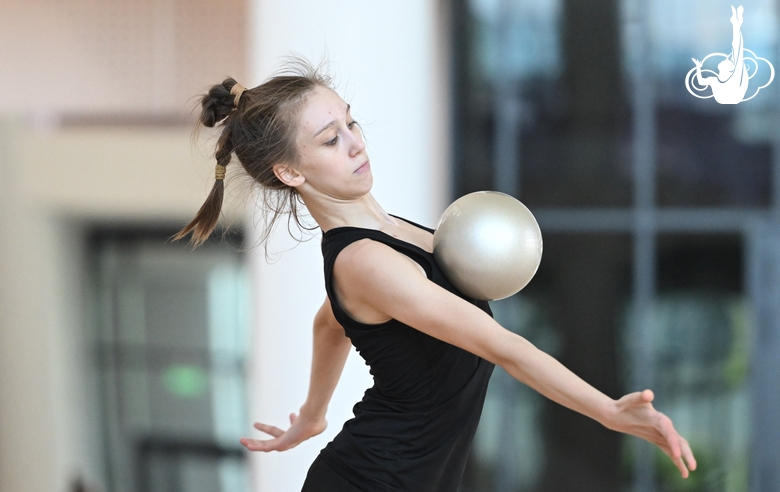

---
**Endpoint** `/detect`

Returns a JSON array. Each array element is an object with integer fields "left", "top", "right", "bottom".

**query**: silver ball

[{"left": 433, "top": 191, "right": 543, "bottom": 301}]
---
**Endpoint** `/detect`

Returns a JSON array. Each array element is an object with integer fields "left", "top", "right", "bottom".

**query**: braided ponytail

[
  {"left": 172, "top": 133, "right": 233, "bottom": 245},
  {"left": 173, "top": 78, "right": 241, "bottom": 245}
]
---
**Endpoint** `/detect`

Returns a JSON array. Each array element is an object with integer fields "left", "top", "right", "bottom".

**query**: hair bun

[{"left": 200, "top": 77, "right": 242, "bottom": 127}]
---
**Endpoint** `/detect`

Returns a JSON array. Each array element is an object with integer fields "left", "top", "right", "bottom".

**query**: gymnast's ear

[{"left": 273, "top": 163, "right": 305, "bottom": 188}]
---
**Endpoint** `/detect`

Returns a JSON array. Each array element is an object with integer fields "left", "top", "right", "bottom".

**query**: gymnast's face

[{"left": 280, "top": 85, "right": 371, "bottom": 200}]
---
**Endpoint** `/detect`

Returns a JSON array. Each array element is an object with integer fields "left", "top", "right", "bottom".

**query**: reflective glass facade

[{"left": 452, "top": 0, "right": 780, "bottom": 490}]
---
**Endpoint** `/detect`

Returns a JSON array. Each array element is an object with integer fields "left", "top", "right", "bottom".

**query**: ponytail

[
  {"left": 173, "top": 78, "right": 240, "bottom": 245},
  {"left": 171, "top": 166, "right": 226, "bottom": 246}
]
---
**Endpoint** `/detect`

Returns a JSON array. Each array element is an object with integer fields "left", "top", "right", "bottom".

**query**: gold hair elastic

[
  {"left": 215, "top": 164, "right": 227, "bottom": 180},
  {"left": 230, "top": 83, "right": 246, "bottom": 107}
]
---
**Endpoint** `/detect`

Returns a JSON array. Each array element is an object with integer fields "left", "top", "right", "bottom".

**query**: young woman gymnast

[{"left": 175, "top": 62, "right": 696, "bottom": 491}]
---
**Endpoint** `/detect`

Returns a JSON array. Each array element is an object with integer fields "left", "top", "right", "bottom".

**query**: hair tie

[
  {"left": 230, "top": 83, "right": 247, "bottom": 108},
  {"left": 215, "top": 164, "right": 227, "bottom": 180}
]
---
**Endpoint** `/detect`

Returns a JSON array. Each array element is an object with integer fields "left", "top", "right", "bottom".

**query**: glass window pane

[
  {"left": 622, "top": 234, "right": 748, "bottom": 491},
  {"left": 461, "top": 233, "right": 633, "bottom": 491},
  {"left": 92, "top": 230, "right": 249, "bottom": 492},
  {"left": 455, "top": 0, "right": 633, "bottom": 207},
  {"left": 644, "top": 0, "right": 777, "bottom": 207}
]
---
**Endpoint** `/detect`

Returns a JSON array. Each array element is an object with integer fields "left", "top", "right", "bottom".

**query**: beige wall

[
  {"left": 10, "top": 124, "right": 242, "bottom": 219},
  {"left": 0, "top": 0, "right": 247, "bottom": 115},
  {"left": 0, "top": 120, "right": 243, "bottom": 492}
]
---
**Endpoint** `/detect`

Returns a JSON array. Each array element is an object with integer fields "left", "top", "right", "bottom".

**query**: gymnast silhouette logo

[{"left": 685, "top": 5, "right": 774, "bottom": 104}]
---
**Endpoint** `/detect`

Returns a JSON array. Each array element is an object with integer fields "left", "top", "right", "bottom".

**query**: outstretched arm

[
  {"left": 692, "top": 58, "right": 710, "bottom": 86},
  {"left": 241, "top": 297, "right": 352, "bottom": 452},
  {"left": 335, "top": 240, "right": 697, "bottom": 478}
]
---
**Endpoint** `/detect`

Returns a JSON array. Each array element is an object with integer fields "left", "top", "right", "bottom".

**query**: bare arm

[
  {"left": 335, "top": 240, "right": 697, "bottom": 477},
  {"left": 241, "top": 297, "right": 352, "bottom": 452},
  {"left": 692, "top": 59, "right": 710, "bottom": 87},
  {"left": 301, "top": 298, "right": 353, "bottom": 421}
]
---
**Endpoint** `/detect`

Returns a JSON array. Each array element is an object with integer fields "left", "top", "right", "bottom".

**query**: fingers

[
  {"left": 656, "top": 433, "right": 687, "bottom": 478},
  {"left": 641, "top": 389, "right": 654, "bottom": 403},
  {"left": 671, "top": 451, "right": 689, "bottom": 479},
  {"left": 241, "top": 422, "right": 296, "bottom": 452},
  {"left": 240, "top": 436, "right": 277, "bottom": 452},
  {"left": 620, "top": 389, "right": 654, "bottom": 409},
  {"left": 253, "top": 422, "right": 284, "bottom": 438},
  {"left": 618, "top": 389, "right": 697, "bottom": 479},
  {"left": 240, "top": 435, "right": 298, "bottom": 452},
  {"left": 242, "top": 417, "right": 312, "bottom": 453},
  {"left": 658, "top": 415, "right": 682, "bottom": 459},
  {"left": 680, "top": 437, "right": 697, "bottom": 472},
  {"left": 656, "top": 416, "right": 701, "bottom": 479}
]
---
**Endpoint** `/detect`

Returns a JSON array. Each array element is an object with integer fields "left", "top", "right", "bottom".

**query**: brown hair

[{"left": 174, "top": 60, "right": 333, "bottom": 246}]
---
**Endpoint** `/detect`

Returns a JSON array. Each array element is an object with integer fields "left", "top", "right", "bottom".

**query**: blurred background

[{"left": 0, "top": 0, "right": 778, "bottom": 491}]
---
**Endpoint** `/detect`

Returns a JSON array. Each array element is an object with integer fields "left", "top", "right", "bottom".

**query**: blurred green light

[{"left": 162, "top": 364, "right": 208, "bottom": 398}]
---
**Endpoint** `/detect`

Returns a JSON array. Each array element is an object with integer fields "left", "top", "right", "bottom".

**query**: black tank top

[{"left": 317, "top": 215, "right": 495, "bottom": 491}]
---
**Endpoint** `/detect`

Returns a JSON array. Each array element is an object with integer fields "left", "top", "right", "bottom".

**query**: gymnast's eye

[
  {"left": 325, "top": 135, "right": 338, "bottom": 146},
  {"left": 348, "top": 120, "right": 358, "bottom": 129}
]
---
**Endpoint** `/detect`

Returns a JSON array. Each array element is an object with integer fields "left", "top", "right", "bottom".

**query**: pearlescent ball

[{"left": 433, "top": 191, "right": 543, "bottom": 301}]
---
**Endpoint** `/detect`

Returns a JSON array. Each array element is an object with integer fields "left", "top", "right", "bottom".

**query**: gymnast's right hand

[{"left": 240, "top": 411, "right": 328, "bottom": 452}]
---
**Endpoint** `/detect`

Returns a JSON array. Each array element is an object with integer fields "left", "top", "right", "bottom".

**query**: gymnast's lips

[{"left": 354, "top": 161, "right": 370, "bottom": 174}]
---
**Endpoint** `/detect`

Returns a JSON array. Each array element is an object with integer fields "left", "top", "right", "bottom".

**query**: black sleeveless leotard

[{"left": 301, "top": 216, "right": 495, "bottom": 492}]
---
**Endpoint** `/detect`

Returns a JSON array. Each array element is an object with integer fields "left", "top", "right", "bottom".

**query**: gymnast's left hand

[
  {"left": 240, "top": 411, "right": 327, "bottom": 452},
  {"left": 603, "top": 389, "right": 697, "bottom": 478}
]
